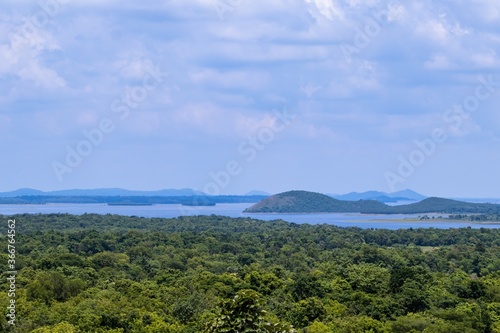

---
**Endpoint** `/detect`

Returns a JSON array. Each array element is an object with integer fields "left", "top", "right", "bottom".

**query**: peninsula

[{"left": 244, "top": 190, "right": 500, "bottom": 214}]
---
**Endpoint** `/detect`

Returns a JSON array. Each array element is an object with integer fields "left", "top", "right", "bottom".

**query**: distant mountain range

[
  {"left": 244, "top": 190, "right": 500, "bottom": 214},
  {"left": 0, "top": 188, "right": 423, "bottom": 201},
  {"left": 0, "top": 188, "right": 206, "bottom": 198},
  {"left": 2, "top": 188, "right": 497, "bottom": 211},
  {"left": 245, "top": 190, "right": 271, "bottom": 196},
  {"left": 0, "top": 188, "right": 274, "bottom": 198},
  {"left": 331, "top": 189, "right": 426, "bottom": 202},
  {"left": 0, "top": 188, "right": 273, "bottom": 205}
]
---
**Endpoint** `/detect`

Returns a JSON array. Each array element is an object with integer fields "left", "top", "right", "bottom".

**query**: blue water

[{"left": 1, "top": 203, "right": 498, "bottom": 230}]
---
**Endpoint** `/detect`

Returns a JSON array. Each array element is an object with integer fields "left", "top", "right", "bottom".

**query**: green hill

[
  {"left": 243, "top": 190, "right": 390, "bottom": 213},
  {"left": 244, "top": 191, "right": 500, "bottom": 214},
  {"left": 392, "top": 197, "right": 500, "bottom": 214}
]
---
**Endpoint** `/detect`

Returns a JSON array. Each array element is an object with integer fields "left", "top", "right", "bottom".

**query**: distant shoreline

[
  {"left": 107, "top": 203, "right": 154, "bottom": 206},
  {"left": 244, "top": 213, "right": 500, "bottom": 224},
  {"left": 362, "top": 217, "right": 500, "bottom": 225}
]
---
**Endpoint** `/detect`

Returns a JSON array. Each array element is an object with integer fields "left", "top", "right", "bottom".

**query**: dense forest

[
  {"left": 245, "top": 190, "right": 500, "bottom": 215},
  {"left": 1, "top": 213, "right": 500, "bottom": 332}
]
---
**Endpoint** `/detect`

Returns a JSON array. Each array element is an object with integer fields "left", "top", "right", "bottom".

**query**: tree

[
  {"left": 26, "top": 271, "right": 84, "bottom": 305},
  {"left": 31, "top": 321, "right": 78, "bottom": 333},
  {"left": 290, "top": 273, "right": 323, "bottom": 302},
  {"left": 205, "top": 289, "right": 296, "bottom": 333},
  {"left": 288, "top": 297, "right": 326, "bottom": 328}
]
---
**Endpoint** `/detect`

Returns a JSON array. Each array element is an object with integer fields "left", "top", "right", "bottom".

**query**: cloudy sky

[{"left": 1, "top": 0, "right": 500, "bottom": 197}]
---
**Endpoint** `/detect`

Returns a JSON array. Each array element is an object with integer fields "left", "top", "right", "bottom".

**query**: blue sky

[{"left": 1, "top": 0, "right": 500, "bottom": 197}]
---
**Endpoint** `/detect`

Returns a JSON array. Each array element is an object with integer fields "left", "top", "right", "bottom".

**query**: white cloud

[
  {"left": 234, "top": 112, "right": 282, "bottom": 137},
  {"left": 386, "top": 3, "right": 406, "bottom": 22},
  {"left": 415, "top": 19, "right": 450, "bottom": 44},
  {"left": 174, "top": 102, "right": 225, "bottom": 133},
  {"left": 0, "top": 44, "right": 18, "bottom": 74},
  {"left": 0, "top": 13, "right": 66, "bottom": 90},
  {"left": 17, "top": 60, "right": 66, "bottom": 89},
  {"left": 190, "top": 68, "right": 270, "bottom": 91},
  {"left": 305, "top": 0, "right": 344, "bottom": 21},
  {"left": 471, "top": 51, "right": 499, "bottom": 68},
  {"left": 113, "top": 49, "right": 152, "bottom": 80},
  {"left": 1, "top": 0, "right": 500, "bottom": 195},
  {"left": 447, "top": 118, "right": 482, "bottom": 138}
]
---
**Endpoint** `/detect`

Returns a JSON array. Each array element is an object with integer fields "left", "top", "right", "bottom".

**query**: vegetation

[
  {"left": 245, "top": 191, "right": 500, "bottom": 215},
  {"left": 394, "top": 198, "right": 500, "bottom": 214},
  {"left": 450, "top": 214, "right": 500, "bottom": 222},
  {"left": 243, "top": 191, "right": 389, "bottom": 213},
  {"left": 1, "top": 213, "right": 500, "bottom": 332}
]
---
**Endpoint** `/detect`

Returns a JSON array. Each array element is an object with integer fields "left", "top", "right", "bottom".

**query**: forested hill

[
  {"left": 243, "top": 190, "right": 389, "bottom": 213},
  {"left": 244, "top": 190, "right": 500, "bottom": 214},
  {"left": 391, "top": 197, "right": 500, "bottom": 214}
]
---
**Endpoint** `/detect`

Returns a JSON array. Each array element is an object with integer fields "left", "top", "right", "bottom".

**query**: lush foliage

[
  {"left": 450, "top": 214, "right": 500, "bottom": 222},
  {"left": 1, "top": 214, "right": 500, "bottom": 332}
]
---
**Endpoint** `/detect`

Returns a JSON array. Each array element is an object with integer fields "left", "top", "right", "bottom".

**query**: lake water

[{"left": 1, "top": 203, "right": 499, "bottom": 230}]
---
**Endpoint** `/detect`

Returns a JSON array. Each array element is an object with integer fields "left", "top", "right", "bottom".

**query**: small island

[
  {"left": 107, "top": 203, "right": 154, "bottom": 206},
  {"left": 181, "top": 202, "right": 216, "bottom": 206}
]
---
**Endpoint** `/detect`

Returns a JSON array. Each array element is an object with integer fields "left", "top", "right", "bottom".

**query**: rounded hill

[
  {"left": 243, "top": 190, "right": 390, "bottom": 213},
  {"left": 243, "top": 190, "right": 335, "bottom": 213}
]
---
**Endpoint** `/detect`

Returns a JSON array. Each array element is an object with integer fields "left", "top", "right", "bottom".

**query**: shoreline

[{"left": 359, "top": 217, "right": 500, "bottom": 225}]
